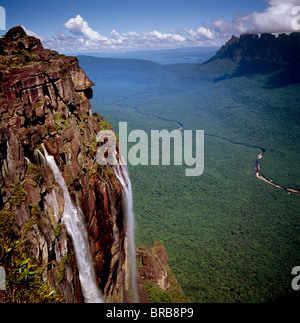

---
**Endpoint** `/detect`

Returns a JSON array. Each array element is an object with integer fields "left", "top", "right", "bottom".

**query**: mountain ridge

[{"left": 211, "top": 32, "right": 300, "bottom": 66}]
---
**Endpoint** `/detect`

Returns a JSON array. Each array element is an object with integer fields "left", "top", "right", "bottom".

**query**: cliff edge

[
  {"left": 0, "top": 26, "right": 127, "bottom": 302},
  {"left": 213, "top": 32, "right": 300, "bottom": 65}
]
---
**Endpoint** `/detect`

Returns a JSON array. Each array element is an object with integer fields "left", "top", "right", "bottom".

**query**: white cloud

[
  {"left": 197, "top": 26, "right": 214, "bottom": 39},
  {"left": 26, "top": 2, "right": 300, "bottom": 53},
  {"left": 213, "top": 0, "right": 300, "bottom": 34},
  {"left": 172, "top": 34, "right": 186, "bottom": 42},
  {"left": 63, "top": 14, "right": 108, "bottom": 41},
  {"left": 36, "top": 14, "right": 222, "bottom": 52},
  {"left": 24, "top": 15, "right": 223, "bottom": 52}
]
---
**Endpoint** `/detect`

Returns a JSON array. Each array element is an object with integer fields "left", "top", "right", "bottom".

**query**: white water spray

[
  {"left": 42, "top": 147, "right": 104, "bottom": 303},
  {"left": 113, "top": 152, "right": 139, "bottom": 303}
]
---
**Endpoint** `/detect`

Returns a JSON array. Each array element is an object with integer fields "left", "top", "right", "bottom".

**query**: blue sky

[{"left": 1, "top": 0, "right": 299, "bottom": 52}]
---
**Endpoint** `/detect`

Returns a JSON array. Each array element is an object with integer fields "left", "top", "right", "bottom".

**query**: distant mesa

[{"left": 212, "top": 32, "right": 300, "bottom": 66}]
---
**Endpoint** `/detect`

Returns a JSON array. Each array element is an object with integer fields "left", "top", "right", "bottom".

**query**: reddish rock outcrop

[
  {"left": 0, "top": 27, "right": 128, "bottom": 302},
  {"left": 137, "top": 241, "right": 171, "bottom": 291},
  {"left": 136, "top": 241, "right": 190, "bottom": 303}
]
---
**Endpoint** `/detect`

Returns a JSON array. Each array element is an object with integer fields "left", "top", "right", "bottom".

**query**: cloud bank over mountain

[
  {"left": 213, "top": 0, "right": 300, "bottom": 35},
  {"left": 25, "top": 0, "right": 300, "bottom": 52}
]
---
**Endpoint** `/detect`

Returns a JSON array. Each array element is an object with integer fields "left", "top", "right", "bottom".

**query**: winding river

[
  {"left": 116, "top": 98, "right": 300, "bottom": 195},
  {"left": 117, "top": 99, "right": 183, "bottom": 130}
]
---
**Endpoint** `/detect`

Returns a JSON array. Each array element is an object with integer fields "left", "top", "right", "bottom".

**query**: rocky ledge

[{"left": 136, "top": 241, "right": 190, "bottom": 303}]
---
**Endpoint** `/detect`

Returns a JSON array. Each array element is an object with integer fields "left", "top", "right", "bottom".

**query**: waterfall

[
  {"left": 113, "top": 153, "right": 139, "bottom": 303},
  {"left": 42, "top": 147, "right": 105, "bottom": 303}
]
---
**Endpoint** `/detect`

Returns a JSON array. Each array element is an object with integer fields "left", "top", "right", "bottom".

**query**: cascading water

[
  {"left": 41, "top": 146, "right": 105, "bottom": 303},
  {"left": 113, "top": 153, "right": 139, "bottom": 303}
]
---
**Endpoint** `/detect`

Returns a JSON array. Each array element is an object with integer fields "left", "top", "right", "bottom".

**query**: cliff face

[
  {"left": 215, "top": 32, "right": 300, "bottom": 65},
  {"left": 0, "top": 27, "right": 128, "bottom": 302},
  {"left": 136, "top": 241, "right": 190, "bottom": 303}
]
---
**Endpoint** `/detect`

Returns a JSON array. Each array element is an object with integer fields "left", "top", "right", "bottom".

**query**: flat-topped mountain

[{"left": 212, "top": 32, "right": 300, "bottom": 66}]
